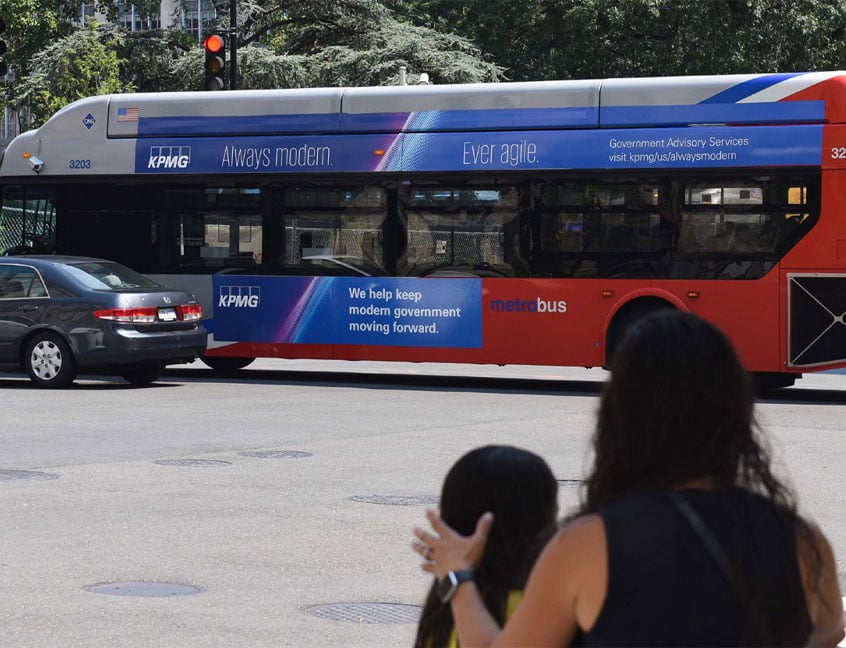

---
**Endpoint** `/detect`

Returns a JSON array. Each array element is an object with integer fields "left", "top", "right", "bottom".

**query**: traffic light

[
  {"left": 0, "top": 18, "right": 7, "bottom": 78},
  {"left": 203, "top": 33, "right": 225, "bottom": 91}
]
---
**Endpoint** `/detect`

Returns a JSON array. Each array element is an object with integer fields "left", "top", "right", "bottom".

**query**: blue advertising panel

[
  {"left": 135, "top": 124, "right": 822, "bottom": 174},
  {"left": 213, "top": 276, "right": 482, "bottom": 348},
  {"left": 136, "top": 133, "right": 396, "bottom": 174},
  {"left": 382, "top": 124, "right": 823, "bottom": 172},
  {"left": 599, "top": 101, "right": 825, "bottom": 127}
]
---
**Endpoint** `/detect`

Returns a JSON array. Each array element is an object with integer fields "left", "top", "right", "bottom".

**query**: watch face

[
  {"left": 437, "top": 571, "right": 472, "bottom": 603},
  {"left": 436, "top": 573, "right": 455, "bottom": 603}
]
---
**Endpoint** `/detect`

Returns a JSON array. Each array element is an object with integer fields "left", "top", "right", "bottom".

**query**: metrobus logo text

[
  {"left": 490, "top": 298, "right": 567, "bottom": 314},
  {"left": 218, "top": 285, "right": 260, "bottom": 308},
  {"left": 147, "top": 145, "right": 191, "bottom": 169}
]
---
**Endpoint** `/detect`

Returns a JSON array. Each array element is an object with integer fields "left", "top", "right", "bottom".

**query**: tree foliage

[
  {"left": 3, "top": 0, "right": 501, "bottom": 124},
  {"left": 121, "top": 28, "right": 196, "bottom": 93},
  {"left": 286, "top": 6, "right": 503, "bottom": 86},
  {"left": 12, "top": 24, "right": 130, "bottom": 127},
  {"left": 393, "top": 0, "right": 846, "bottom": 81},
  {"left": 223, "top": 0, "right": 503, "bottom": 86},
  {"left": 530, "top": 0, "right": 846, "bottom": 79},
  {"left": 0, "top": 0, "right": 83, "bottom": 77},
  {"left": 5, "top": 0, "right": 846, "bottom": 130}
]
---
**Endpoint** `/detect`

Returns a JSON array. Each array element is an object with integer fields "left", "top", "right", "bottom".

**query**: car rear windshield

[{"left": 64, "top": 261, "right": 161, "bottom": 290}]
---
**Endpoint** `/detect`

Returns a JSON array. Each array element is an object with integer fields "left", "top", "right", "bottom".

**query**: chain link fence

[{"left": 0, "top": 204, "right": 24, "bottom": 252}]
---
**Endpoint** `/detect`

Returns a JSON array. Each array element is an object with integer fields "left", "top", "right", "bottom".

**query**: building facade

[{"left": 83, "top": 1, "right": 219, "bottom": 41}]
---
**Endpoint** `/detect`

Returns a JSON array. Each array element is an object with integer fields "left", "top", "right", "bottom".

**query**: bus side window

[
  {"left": 604, "top": 214, "right": 638, "bottom": 251},
  {"left": 777, "top": 215, "right": 804, "bottom": 253}
]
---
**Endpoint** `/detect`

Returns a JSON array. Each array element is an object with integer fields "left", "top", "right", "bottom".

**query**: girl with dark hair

[
  {"left": 413, "top": 445, "right": 559, "bottom": 648},
  {"left": 413, "top": 311, "right": 844, "bottom": 647}
]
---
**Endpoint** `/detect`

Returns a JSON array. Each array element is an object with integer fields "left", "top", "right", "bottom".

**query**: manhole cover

[
  {"left": 85, "top": 581, "right": 204, "bottom": 597},
  {"left": 304, "top": 602, "right": 421, "bottom": 624},
  {"left": 557, "top": 479, "right": 584, "bottom": 488},
  {"left": 0, "top": 470, "right": 59, "bottom": 481},
  {"left": 238, "top": 450, "right": 313, "bottom": 459},
  {"left": 348, "top": 494, "right": 440, "bottom": 506},
  {"left": 153, "top": 459, "right": 232, "bottom": 467}
]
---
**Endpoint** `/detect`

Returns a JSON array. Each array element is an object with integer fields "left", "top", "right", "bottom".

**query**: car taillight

[
  {"left": 94, "top": 307, "right": 158, "bottom": 323},
  {"left": 177, "top": 304, "right": 203, "bottom": 321}
]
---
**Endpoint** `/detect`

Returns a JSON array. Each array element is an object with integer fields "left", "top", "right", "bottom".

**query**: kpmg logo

[
  {"left": 147, "top": 145, "right": 191, "bottom": 170},
  {"left": 83, "top": 113, "right": 96, "bottom": 129},
  {"left": 218, "top": 285, "right": 260, "bottom": 308}
]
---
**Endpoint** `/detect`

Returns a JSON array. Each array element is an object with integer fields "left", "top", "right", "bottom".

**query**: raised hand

[{"left": 412, "top": 509, "right": 494, "bottom": 578}]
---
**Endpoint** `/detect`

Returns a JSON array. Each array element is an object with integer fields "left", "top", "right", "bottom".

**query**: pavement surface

[{"left": 0, "top": 360, "right": 843, "bottom": 647}]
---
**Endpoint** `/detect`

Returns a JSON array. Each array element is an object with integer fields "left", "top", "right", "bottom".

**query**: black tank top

[{"left": 583, "top": 488, "right": 812, "bottom": 647}]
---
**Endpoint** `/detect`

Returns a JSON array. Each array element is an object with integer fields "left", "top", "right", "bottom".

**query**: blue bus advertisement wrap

[
  {"left": 136, "top": 124, "right": 823, "bottom": 174},
  {"left": 213, "top": 276, "right": 483, "bottom": 348}
]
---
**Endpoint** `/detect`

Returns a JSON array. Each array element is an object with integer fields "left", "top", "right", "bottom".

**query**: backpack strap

[{"left": 666, "top": 491, "right": 737, "bottom": 593}]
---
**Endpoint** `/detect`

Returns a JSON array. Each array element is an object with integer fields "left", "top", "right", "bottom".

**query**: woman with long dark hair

[
  {"left": 413, "top": 311, "right": 844, "bottom": 646},
  {"left": 414, "top": 445, "right": 558, "bottom": 648}
]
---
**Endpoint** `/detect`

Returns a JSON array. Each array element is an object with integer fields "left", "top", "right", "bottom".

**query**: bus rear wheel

[
  {"left": 201, "top": 356, "right": 255, "bottom": 372},
  {"left": 605, "top": 301, "right": 674, "bottom": 368},
  {"left": 121, "top": 363, "right": 165, "bottom": 385},
  {"left": 752, "top": 372, "right": 797, "bottom": 393}
]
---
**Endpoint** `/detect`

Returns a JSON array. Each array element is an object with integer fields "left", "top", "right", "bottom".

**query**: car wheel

[
  {"left": 201, "top": 356, "right": 255, "bottom": 372},
  {"left": 121, "top": 364, "right": 165, "bottom": 385},
  {"left": 24, "top": 332, "right": 78, "bottom": 388}
]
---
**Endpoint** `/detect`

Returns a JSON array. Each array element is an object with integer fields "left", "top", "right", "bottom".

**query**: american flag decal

[{"left": 117, "top": 107, "right": 139, "bottom": 122}]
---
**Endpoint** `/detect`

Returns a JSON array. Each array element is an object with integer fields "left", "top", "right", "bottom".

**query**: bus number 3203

[
  {"left": 830, "top": 147, "right": 846, "bottom": 159},
  {"left": 69, "top": 159, "right": 92, "bottom": 169}
]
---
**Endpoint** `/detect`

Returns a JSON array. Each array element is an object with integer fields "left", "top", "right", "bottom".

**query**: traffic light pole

[{"left": 229, "top": 0, "right": 237, "bottom": 90}]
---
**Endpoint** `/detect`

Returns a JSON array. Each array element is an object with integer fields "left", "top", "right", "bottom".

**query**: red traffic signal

[
  {"left": 203, "top": 34, "right": 224, "bottom": 54},
  {"left": 203, "top": 34, "right": 226, "bottom": 90}
]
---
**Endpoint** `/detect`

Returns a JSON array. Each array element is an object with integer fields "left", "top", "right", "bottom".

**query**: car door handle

[{"left": 17, "top": 305, "right": 39, "bottom": 312}]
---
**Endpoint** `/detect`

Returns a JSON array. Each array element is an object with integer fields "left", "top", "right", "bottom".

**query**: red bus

[{"left": 1, "top": 71, "right": 845, "bottom": 386}]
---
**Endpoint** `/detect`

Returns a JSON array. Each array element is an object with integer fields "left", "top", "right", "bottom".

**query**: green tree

[
  {"left": 169, "top": 43, "right": 312, "bottom": 91},
  {"left": 205, "top": 0, "right": 503, "bottom": 86},
  {"left": 393, "top": 0, "right": 846, "bottom": 81},
  {"left": 0, "top": 1, "right": 124, "bottom": 76},
  {"left": 11, "top": 24, "right": 131, "bottom": 127},
  {"left": 533, "top": 0, "right": 846, "bottom": 79},
  {"left": 387, "top": 0, "right": 541, "bottom": 81},
  {"left": 121, "top": 28, "right": 196, "bottom": 92}
]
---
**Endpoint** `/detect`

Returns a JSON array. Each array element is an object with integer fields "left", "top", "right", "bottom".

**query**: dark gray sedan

[{"left": 0, "top": 256, "right": 207, "bottom": 387}]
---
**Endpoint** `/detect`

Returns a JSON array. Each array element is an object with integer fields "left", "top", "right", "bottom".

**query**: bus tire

[
  {"left": 121, "top": 363, "right": 165, "bottom": 385},
  {"left": 201, "top": 356, "right": 255, "bottom": 372},
  {"left": 24, "top": 331, "right": 78, "bottom": 388},
  {"left": 752, "top": 372, "right": 797, "bottom": 393},
  {"left": 605, "top": 301, "right": 674, "bottom": 369}
]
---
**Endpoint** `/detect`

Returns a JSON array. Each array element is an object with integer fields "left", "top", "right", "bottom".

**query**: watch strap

[{"left": 439, "top": 569, "right": 474, "bottom": 603}]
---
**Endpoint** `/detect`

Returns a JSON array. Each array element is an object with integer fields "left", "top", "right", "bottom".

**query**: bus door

[{"left": 0, "top": 185, "right": 56, "bottom": 255}]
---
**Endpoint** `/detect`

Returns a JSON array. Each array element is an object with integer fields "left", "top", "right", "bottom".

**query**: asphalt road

[{"left": 1, "top": 360, "right": 844, "bottom": 647}]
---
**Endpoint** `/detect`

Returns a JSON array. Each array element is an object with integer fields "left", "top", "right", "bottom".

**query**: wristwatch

[{"left": 437, "top": 570, "right": 474, "bottom": 603}]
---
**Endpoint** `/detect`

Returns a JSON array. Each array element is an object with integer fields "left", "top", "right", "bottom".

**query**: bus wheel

[
  {"left": 121, "top": 363, "right": 165, "bottom": 385},
  {"left": 201, "top": 356, "right": 255, "bottom": 372},
  {"left": 605, "top": 302, "right": 674, "bottom": 369},
  {"left": 752, "top": 372, "right": 797, "bottom": 393},
  {"left": 24, "top": 332, "right": 78, "bottom": 388}
]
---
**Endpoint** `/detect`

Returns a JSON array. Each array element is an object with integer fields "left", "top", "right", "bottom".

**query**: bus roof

[
  {"left": 103, "top": 71, "right": 846, "bottom": 138},
  {"left": 3, "top": 71, "right": 845, "bottom": 178}
]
